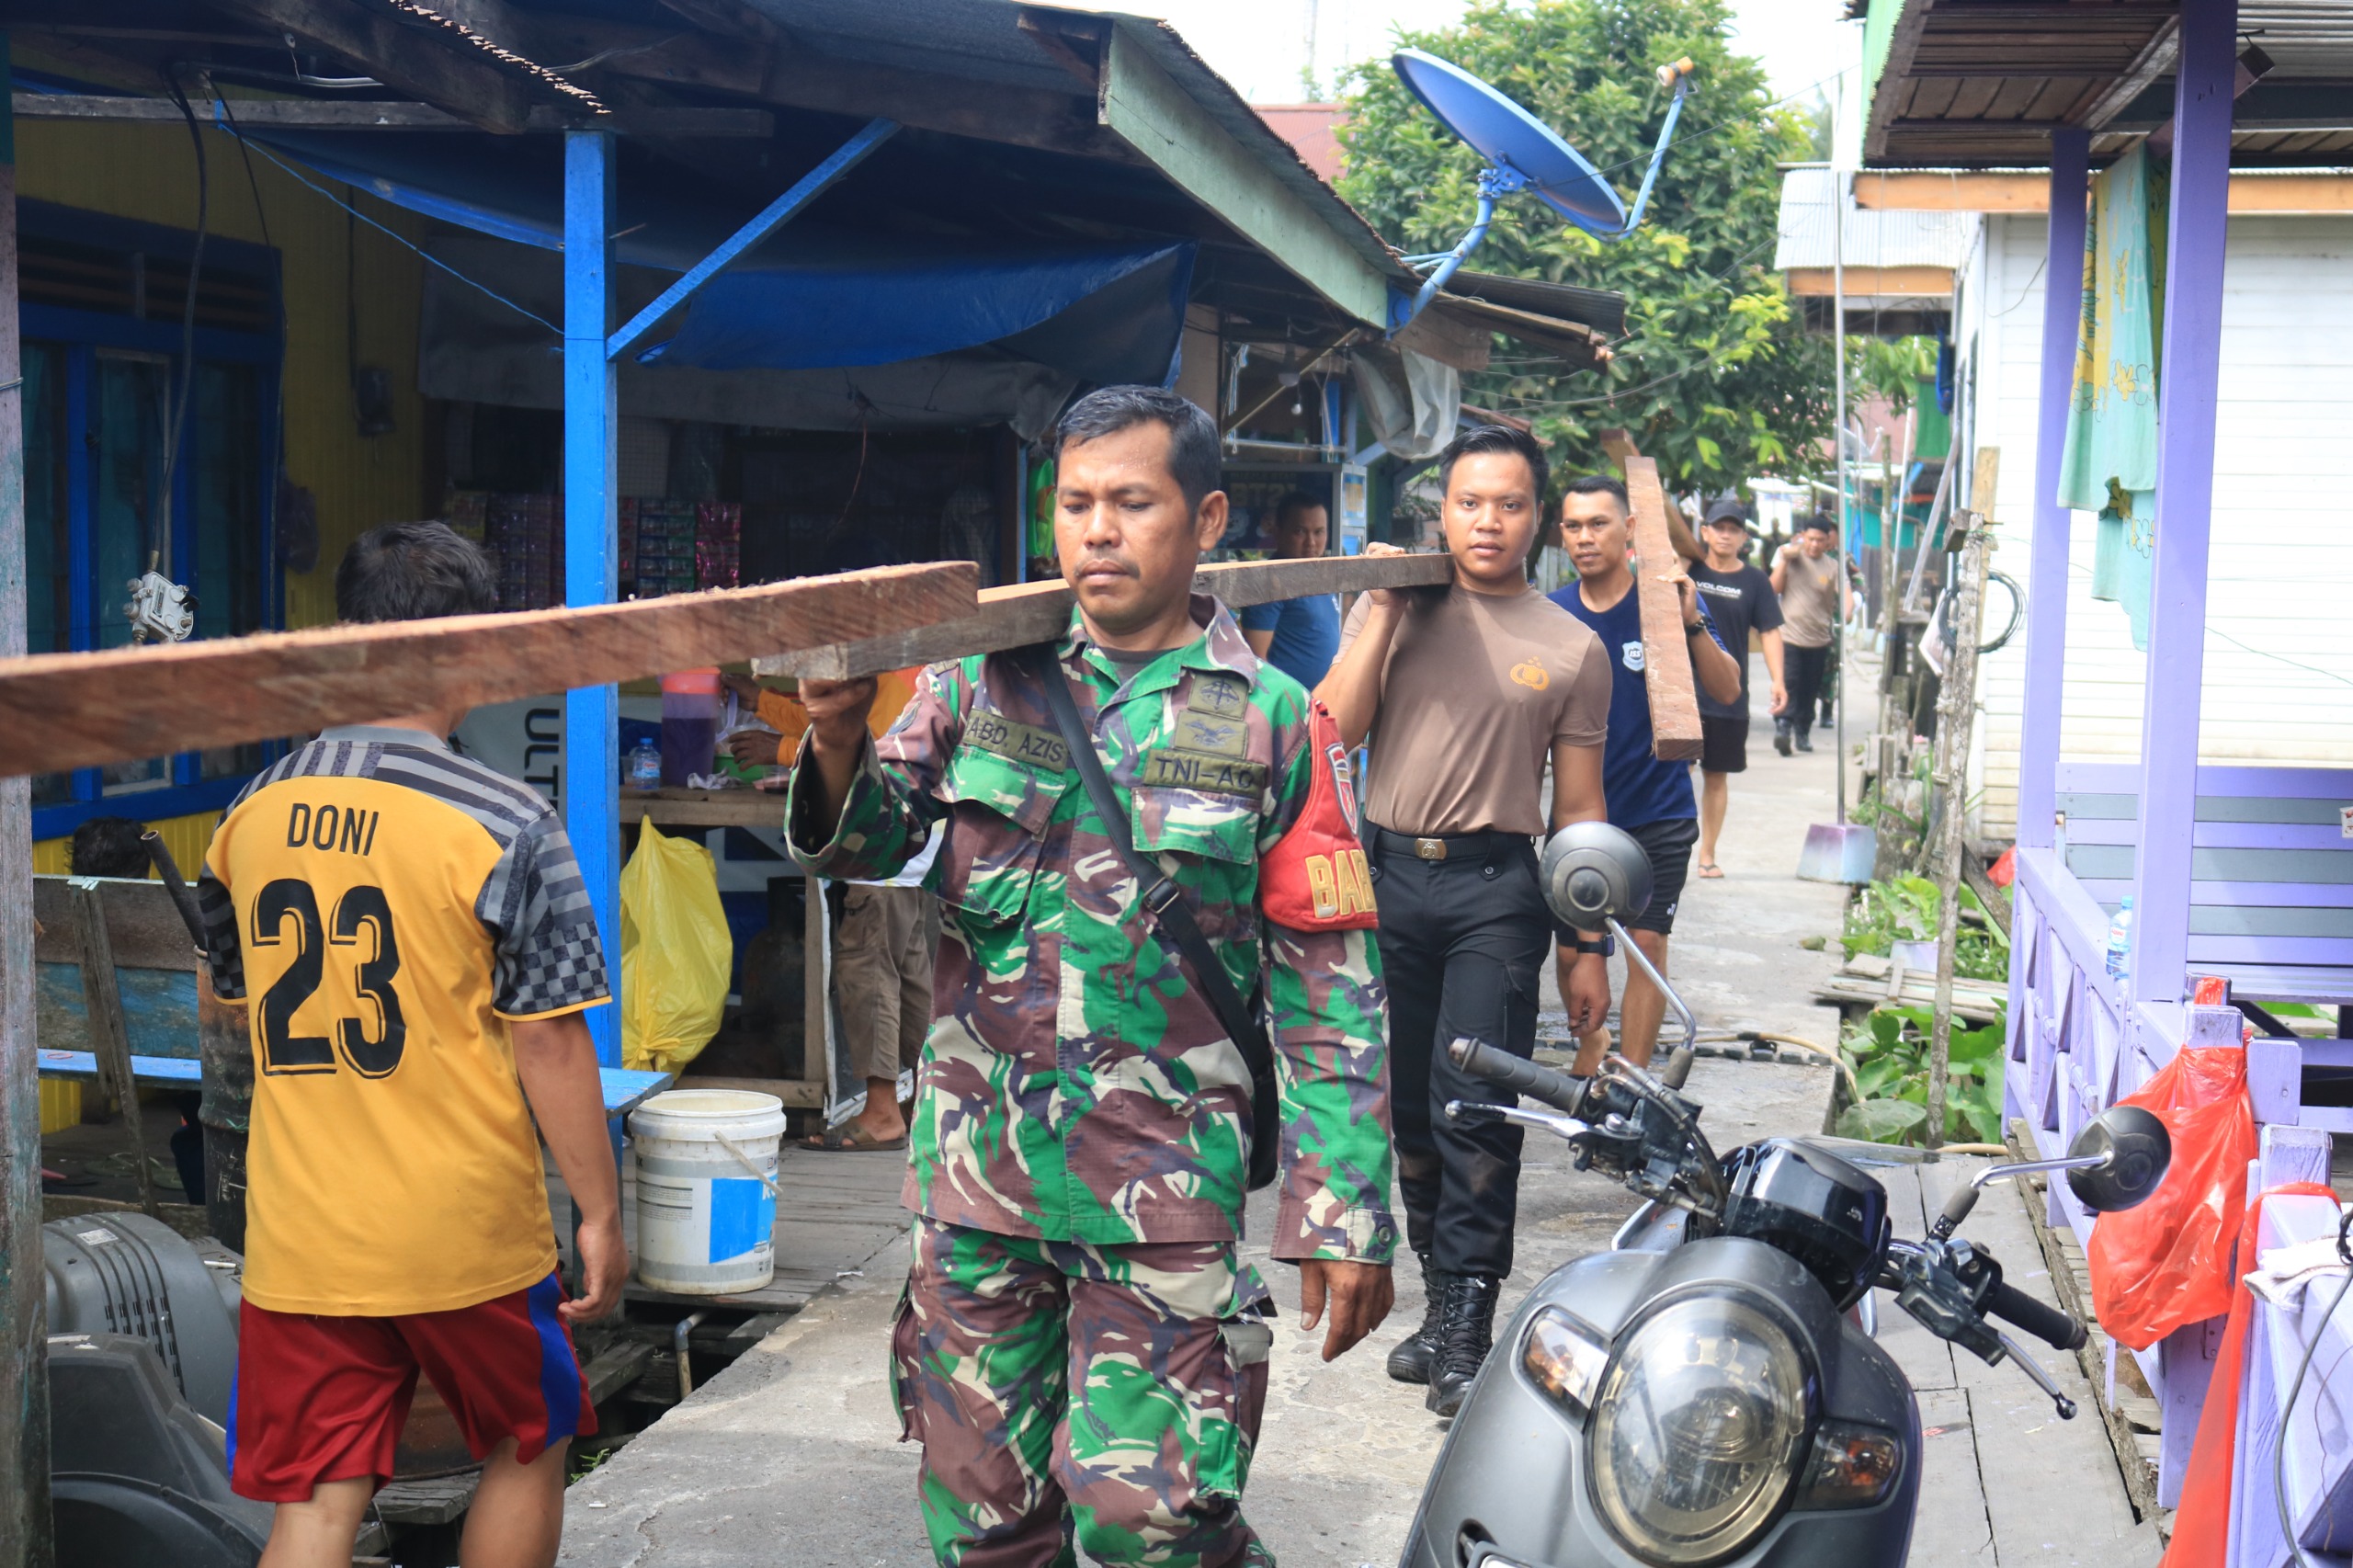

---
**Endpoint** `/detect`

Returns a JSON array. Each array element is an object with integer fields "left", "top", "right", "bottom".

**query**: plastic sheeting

[
  {"left": 250, "top": 128, "right": 1195, "bottom": 392},
  {"left": 1352, "top": 345, "right": 1461, "bottom": 460}
]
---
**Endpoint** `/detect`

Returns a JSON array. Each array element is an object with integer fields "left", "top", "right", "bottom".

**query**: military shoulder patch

[
  {"left": 1170, "top": 709, "right": 1248, "bottom": 757},
  {"left": 964, "top": 708, "right": 1071, "bottom": 774},
  {"left": 1185, "top": 674, "right": 1249, "bottom": 721}
]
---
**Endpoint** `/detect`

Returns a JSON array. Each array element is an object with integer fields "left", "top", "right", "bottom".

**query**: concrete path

[{"left": 561, "top": 684, "right": 2155, "bottom": 1566}]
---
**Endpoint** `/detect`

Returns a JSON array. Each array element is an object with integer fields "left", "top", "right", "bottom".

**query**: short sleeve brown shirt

[{"left": 1338, "top": 585, "right": 1610, "bottom": 836}]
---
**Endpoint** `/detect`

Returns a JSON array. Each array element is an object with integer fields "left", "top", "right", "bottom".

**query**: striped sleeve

[{"left": 477, "top": 811, "right": 610, "bottom": 1019}]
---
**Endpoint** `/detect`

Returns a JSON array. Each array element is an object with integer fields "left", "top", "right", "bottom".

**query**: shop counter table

[{"left": 36, "top": 1050, "right": 675, "bottom": 1119}]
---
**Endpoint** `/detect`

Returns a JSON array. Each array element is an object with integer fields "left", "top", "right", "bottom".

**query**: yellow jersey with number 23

[{"left": 199, "top": 726, "right": 610, "bottom": 1315}]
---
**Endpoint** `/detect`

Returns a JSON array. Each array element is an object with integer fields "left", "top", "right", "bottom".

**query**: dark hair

[
  {"left": 72, "top": 816, "right": 152, "bottom": 879},
  {"left": 1561, "top": 473, "right": 1629, "bottom": 513},
  {"left": 1436, "top": 424, "right": 1549, "bottom": 506},
  {"left": 1272, "top": 491, "right": 1327, "bottom": 530},
  {"left": 335, "top": 521, "right": 495, "bottom": 624},
  {"left": 1053, "top": 386, "right": 1222, "bottom": 513},
  {"left": 1800, "top": 512, "right": 1835, "bottom": 533}
]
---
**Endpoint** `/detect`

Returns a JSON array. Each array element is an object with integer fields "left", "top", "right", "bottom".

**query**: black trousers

[
  {"left": 1369, "top": 831, "right": 1551, "bottom": 1279},
  {"left": 1784, "top": 642, "right": 1831, "bottom": 735}
]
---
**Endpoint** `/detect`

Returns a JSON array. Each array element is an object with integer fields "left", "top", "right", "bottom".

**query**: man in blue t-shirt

[
  {"left": 1549, "top": 475, "right": 1745, "bottom": 1072},
  {"left": 1239, "top": 491, "right": 1341, "bottom": 687}
]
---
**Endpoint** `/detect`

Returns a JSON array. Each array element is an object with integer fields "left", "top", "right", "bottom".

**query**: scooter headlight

[{"left": 1588, "top": 1294, "right": 1813, "bottom": 1565}]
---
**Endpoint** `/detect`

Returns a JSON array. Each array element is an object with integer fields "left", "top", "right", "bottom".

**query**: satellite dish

[{"left": 1389, "top": 47, "right": 1695, "bottom": 326}]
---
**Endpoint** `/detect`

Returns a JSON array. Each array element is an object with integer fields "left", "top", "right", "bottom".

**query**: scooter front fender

[{"left": 1401, "top": 1236, "right": 1920, "bottom": 1568}]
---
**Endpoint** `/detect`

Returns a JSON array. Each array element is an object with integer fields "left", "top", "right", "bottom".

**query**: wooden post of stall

[
  {"left": 0, "top": 33, "right": 51, "bottom": 1568},
  {"left": 67, "top": 881, "right": 159, "bottom": 1220},
  {"left": 1621, "top": 458, "right": 1706, "bottom": 763},
  {"left": 1927, "top": 513, "right": 1990, "bottom": 1149}
]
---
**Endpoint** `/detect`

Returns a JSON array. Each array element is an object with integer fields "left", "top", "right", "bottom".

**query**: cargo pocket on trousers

[
  {"left": 1199, "top": 1315, "right": 1274, "bottom": 1502},
  {"left": 888, "top": 1284, "right": 922, "bottom": 1444}
]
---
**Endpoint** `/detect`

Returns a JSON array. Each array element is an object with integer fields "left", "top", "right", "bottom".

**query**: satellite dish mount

[{"left": 1392, "top": 50, "right": 1697, "bottom": 328}]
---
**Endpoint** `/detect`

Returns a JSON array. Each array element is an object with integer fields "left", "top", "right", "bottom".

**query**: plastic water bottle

[
  {"left": 2104, "top": 895, "right": 2134, "bottom": 982},
  {"left": 627, "top": 739, "right": 662, "bottom": 794}
]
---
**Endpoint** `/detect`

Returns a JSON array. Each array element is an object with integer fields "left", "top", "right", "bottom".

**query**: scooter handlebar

[
  {"left": 1447, "top": 1038, "right": 1589, "bottom": 1116},
  {"left": 1982, "top": 1280, "right": 2086, "bottom": 1352}
]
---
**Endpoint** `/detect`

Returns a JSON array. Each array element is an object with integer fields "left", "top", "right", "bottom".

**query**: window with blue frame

[{"left": 17, "top": 200, "right": 283, "bottom": 835}]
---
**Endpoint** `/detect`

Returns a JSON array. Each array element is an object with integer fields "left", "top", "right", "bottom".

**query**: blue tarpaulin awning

[{"left": 246, "top": 127, "right": 1196, "bottom": 387}]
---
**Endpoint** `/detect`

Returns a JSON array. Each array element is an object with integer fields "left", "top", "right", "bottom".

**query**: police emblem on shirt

[{"left": 1622, "top": 641, "right": 1645, "bottom": 673}]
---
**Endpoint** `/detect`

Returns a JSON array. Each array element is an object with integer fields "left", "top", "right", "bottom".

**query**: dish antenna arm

[
  {"left": 1403, "top": 165, "right": 1529, "bottom": 325},
  {"left": 1620, "top": 59, "right": 1697, "bottom": 237}
]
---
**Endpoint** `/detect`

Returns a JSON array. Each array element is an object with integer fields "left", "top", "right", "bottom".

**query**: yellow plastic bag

[{"left": 619, "top": 821, "right": 733, "bottom": 1074}]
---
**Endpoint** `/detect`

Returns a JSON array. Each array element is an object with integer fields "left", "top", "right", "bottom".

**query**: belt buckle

[{"left": 1414, "top": 836, "right": 1447, "bottom": 861}]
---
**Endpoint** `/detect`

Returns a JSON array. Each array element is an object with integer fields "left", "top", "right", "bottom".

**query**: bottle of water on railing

[{"left": 2105, "top": 895, "right": 2134, "bottom": 983}]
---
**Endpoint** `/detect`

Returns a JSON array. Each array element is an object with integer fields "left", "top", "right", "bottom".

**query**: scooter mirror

[
  {"left": 1540, "top": 822, "right": 1654, "bottom": 933},
  {"left": 2065, "top": 1106, "right": 2171, "bottom": 1212}
]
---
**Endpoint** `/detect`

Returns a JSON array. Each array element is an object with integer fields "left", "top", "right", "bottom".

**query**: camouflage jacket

[{"left": 788, "top": 597, "right": 1395, "bottom": 1264}]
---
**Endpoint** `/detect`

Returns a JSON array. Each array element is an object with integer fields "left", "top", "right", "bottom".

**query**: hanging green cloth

[{"left": 2058, "top": 145, "right": 2167, "bottom": 649}]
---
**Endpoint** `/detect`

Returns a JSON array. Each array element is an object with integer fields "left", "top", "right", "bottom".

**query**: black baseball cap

[{"left": 1702, "top": 498, "right": 1749, "bottom": 529}]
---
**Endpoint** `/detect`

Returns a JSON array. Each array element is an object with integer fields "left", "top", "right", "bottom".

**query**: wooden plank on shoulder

[
  {"left": 1621, "top": 458, "right": 1706, "bottom": 763},
  {"left": 0, "top": 562, "right": 976, "bottom": 779},
  {"left": 756, "top": 552, "right": 1453, "bottom": 679}
]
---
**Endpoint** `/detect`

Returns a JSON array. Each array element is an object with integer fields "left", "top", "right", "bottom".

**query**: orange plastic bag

[{"left": 2085, "top": 1043, "right": 2257, "bottom": 1351}]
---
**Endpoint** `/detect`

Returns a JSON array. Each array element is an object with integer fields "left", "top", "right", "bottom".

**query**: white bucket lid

[{"left": 628, "top": 1088, "right": 788, "bottom": 1142}]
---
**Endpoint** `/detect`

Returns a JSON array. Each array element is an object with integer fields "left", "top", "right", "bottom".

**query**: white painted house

[{"left": 1949, "top": 199, "right": 2353, "bottom": 842}]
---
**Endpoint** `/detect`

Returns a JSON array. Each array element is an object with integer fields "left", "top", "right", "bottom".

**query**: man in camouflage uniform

[{"left": 789, "top": 386, "right": 1395, "bottom": 1568}]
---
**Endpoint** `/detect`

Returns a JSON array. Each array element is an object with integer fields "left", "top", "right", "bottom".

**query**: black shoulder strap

[{"left": 1020, "top": 642, "right": 1279, "bottom": 1190}]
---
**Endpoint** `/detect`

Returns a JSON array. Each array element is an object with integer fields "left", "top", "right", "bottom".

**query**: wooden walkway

[{"left": 1877, "top": 1153, "right": 2162, "bottom": 1567}]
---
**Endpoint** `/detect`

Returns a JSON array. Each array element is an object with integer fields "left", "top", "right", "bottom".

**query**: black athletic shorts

[
  {"left": 1623, "top": 816, "right": 1700, "bottom": 936},
  {"left": 1700, "top": 713, "right": 1748, "bottom": 775}
]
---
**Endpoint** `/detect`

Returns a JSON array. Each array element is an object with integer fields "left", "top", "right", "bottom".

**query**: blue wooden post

[
  {"left": 563, "top": 131, "right": 620, "bottom": 1069},
  {"left": 2131, "top": 0, "right": 2236, "bottom": 1017},
  {"left": 2016, "top": 131, "right": 2090, "bottom": 854}
]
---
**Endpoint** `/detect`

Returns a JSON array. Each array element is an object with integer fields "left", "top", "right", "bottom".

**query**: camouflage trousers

[{"left": 892, "top": 1216, "right": 1276, "bottom": 1568}]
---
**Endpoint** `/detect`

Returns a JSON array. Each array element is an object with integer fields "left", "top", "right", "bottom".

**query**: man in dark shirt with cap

[{"left": 1688, "top": 499, "right": 1785, "bottom": 878}]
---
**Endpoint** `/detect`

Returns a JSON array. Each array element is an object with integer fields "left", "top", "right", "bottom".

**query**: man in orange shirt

[
  {"left": 198, "top": 521, "right": 624, "bottom": 1568},
  {"left": 724, "top": 667, "right": 934, "bottom": 1151}
]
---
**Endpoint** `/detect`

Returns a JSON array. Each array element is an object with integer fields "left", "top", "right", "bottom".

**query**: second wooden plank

[{"left": 1622, "top": 458, "right": 1706, "bottom": 763}]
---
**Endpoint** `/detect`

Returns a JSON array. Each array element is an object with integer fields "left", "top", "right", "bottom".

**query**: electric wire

[
  {"left": 209, "top": 111, "right": 563, "bottom": 336},
  {"left": 155, "top": 69, "right": 210, "bottom": 577},
  {"left": 2272, "top": 1200, "right": 2353, "bottom": 1568}
]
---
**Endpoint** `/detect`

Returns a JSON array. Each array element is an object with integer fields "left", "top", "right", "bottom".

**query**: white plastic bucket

[{"left": 628, "top": 1089, "right": 787, "bottom": 1295}]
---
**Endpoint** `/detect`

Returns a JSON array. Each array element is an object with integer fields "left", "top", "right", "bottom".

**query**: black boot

[
  {"left": 1386, "top": 1253, "right": 1451, "bottom": 1385},
  {"left": 1793, "top": 723, "right": 1814, "bottom": 754},
  {"left": 1772, "top": 717, "right": 1792, "bottom": 757},
  {"left": 1427, "top": 1274, "right": 1502, "bottom": 1418}
]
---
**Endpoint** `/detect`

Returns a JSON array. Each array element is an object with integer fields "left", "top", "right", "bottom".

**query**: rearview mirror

[
  {"left": 2066, "top": 1106, "right": 2172, "bottom": 1212},
  {"left": 1540, "top": 823, "right": 1654, "bottom": 933}
]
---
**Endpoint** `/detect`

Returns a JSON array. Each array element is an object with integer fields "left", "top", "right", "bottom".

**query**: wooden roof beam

[
  {"left": 13, "top": 93, "right": 773, "bottom": 135},
  {"left": 1857, "top": 168, "right": 2353, "bottom": 212},
  {"left": 202, "top": 0, "right": 538, "bottom": 131}
]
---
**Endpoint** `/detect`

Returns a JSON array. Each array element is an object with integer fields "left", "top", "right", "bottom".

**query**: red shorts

[{"left": 229, "top": 1272, "right": 597, "bottom": 1503}]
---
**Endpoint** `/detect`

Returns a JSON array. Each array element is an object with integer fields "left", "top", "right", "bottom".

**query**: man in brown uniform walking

[{"left": 1319, "top": 424, "right": 1613, "bottom": 1415}]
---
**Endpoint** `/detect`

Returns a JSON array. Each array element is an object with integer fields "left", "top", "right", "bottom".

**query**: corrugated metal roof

[{"left": 1774, "top": 166, "right": 1967, "bottom": 270}]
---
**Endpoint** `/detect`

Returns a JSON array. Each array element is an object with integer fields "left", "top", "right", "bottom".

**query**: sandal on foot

[
  {"left": 1698, "top": 862, "right": 1724, "bottom": 879},
  {"left": 801, "top": 1126, "right": 909, "bottom": 1153}
]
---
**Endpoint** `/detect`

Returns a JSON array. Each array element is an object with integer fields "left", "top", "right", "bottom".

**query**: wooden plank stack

[
  {"left": 1813, "top": 950, "right": 2006, "bottom": 1024},
  {"left": 1621, "top": 457, "right": 1705, "bottom": 764}
]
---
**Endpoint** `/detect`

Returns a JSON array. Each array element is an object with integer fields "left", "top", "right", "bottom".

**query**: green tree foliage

[
  {"left": 1338, "top": 0, "right": 1833, "bottom": 494},
  {"left": 1851, "top": 335, "right": 1937, "bottom": 415}
]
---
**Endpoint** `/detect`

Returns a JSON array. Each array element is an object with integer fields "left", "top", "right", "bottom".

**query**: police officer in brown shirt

[{"left": 1319, "top": 425, "right": 1613, "bottom": 1415}]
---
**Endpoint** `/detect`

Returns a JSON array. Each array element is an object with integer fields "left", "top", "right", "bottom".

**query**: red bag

[
  {"left": 2086, "top": 1043, "right": 2258, "bottom": 1351},
  {"left": 1258, "top": 699, "right": 1379, "bottom": 931}
]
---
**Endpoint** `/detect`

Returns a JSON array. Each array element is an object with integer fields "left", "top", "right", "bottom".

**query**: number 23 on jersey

[{"left": 251, "top": 876, "right": 407, "bottom": 1077}]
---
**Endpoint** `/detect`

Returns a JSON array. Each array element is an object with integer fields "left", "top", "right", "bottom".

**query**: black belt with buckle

[{"left": 1366, "top": 825, "right": 1536, "bottom": 864}]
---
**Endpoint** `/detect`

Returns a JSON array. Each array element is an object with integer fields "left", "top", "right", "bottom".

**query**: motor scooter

[{"left": 1400, "top": 823, "right": 2174, "bottom": 1568}]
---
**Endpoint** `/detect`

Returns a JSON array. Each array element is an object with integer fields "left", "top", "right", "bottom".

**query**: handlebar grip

[
  {"left": 1983, "top": 1280, "right": 2086, "bottom": 1352},
  {"left": 1447, "top": 1038, "right": 1587, "bottom": 1115}
]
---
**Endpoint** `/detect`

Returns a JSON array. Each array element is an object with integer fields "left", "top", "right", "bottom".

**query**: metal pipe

[
  {"left": 1404, "top": 186, "right": 1498, "bottom": 324},
  {"left": 674, "top": 1311, "right": 710, "bottom": 1403},
  {"left": 1830, "top": 148, "right": 1850, "bottom": 827},
  {"left": 1618, "top": 75, "right": 1693, "bottom": 236}
]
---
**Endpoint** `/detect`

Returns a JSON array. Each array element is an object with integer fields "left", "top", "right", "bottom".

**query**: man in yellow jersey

[{"left": 197, "top": 521, "right": 625, "bottom": 1568}]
